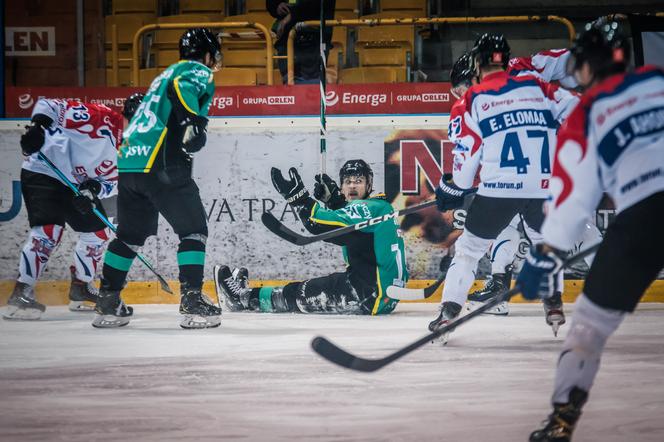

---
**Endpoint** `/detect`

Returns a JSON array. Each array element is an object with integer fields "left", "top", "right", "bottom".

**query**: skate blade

[
  {"left": 466, "top": 301, "right": 509, "bottom": 316},
  {"left": 92, "top": 314, "right": 130, "bottom": 328},
  {"left": 68, "top": 300, "right": 96, "bottom": 312},
  {"left": 180, "top": 314, "right": 221, "bottom": 329},
  {"left": 2, "top": 305, "right": 43, "bottom": 320},
  {"left": 546, "top": 313, "right": 566, "bottom": 337},
  {"left": 431, "top": 332, "right": 451, "bottom": 346}
]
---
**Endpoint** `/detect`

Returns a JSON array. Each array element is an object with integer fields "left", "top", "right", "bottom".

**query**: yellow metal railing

[
  {"left": 120, "top": 21, "right": 274, "bottom": 86},
  {"left": 286, "top": 15, "right": 575, "bottom": 85}
]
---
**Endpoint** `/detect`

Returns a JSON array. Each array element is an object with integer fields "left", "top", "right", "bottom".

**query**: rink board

[
  {"left": 1, "top": 279, "right": 663, "bottom": 306},
  {"left": 1, "top": 116, "right": 662, "bottom": 304}
]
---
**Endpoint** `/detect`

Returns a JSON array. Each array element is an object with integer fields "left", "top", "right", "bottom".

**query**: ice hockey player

[
  {"left": 428, "top": 33, "right": 579, "bottom": 342},
  {"left": 3, "top": 94, "right": 142, "bottom": 320},
  {"left": 94, "top": 28, "right": 221, "bottom": 329},
  {"left": 517, "top": 19, "right": 664, "bottom": 442},
  {"left": 215, "top": 159, "right": 407, "bottom": 315},
  {"left": 447, "top": 48, "right": 601, "bottom": 318}
]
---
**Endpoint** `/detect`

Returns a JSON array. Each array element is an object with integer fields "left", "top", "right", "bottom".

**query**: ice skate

[
  {"left": 214, "top": 265, "right": 252, "bottom": 312},
  {"left": 179, "top": 285, "right": 222, "bottom": 329},
  {"left": 67, "top": 266, "right": 99, "bottom": 312},
  {"left": 530, "top": 387, "right": 587, "bottom": 442},
  {"left": 428, "top": 301, "right": 462, "bottom": 345},
  {"left": 92, "top": 286, "right": 133, "bottom": 328},
  {"left": 3, "top": 281, "right": 45, "bottom": 320},
  {"left": 466, "top": 265, "right": 512, "bottom": 316},
  {"left": 543, "top": 291, "right": 566, "bottom": 337}
]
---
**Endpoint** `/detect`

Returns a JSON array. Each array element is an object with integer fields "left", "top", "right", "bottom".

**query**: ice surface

[{"left": 1, "top": 303, "right": 663, "bottom": 442}]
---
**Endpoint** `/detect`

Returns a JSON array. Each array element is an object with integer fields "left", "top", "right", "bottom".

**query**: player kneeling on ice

[
  {"left": 517, "top": 19, "right": 664, "bottom": 442},
  {"left": 94, "top": 28, "right": 222, "bottom": 329},
  {"left": 3, "top": 94, "right": 142, "bottom": 321},
  {"left": 215, "top": 160, "right": 408, "bottom": 315}
]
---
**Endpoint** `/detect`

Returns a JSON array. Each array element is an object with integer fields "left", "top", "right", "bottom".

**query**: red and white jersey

[
  {"left": 447, "top": 71, "right": 579, "bottom": 198},
  {"left": 22, "top": 99, "right": 123, "bottom": 198},
  {"left": 542, "top": 66, "right": 664, "bottom": 250},
  {"left": 508, "top": 49, "right": 578, "bottom": 89}
]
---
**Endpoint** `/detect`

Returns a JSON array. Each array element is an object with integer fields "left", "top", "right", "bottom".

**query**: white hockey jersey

[
  {"left": 447, "top": 71, "right": 579, "bottom": 198},
  {"left": 542, "top": 66, "right": 664, "bottom": 250},
  {"left": 22, "top": 99, "right": 123, "bottom": 198},
  {"left": 508, "top": 48, "right": 578, "bottom": 89}
]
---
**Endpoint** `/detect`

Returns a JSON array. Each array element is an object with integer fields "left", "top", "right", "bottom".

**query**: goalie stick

[
  {"left": 261, "top": 199, "right": 437, "bottom": 246},
  {"left": 311, "top": 243, "right": 601, "bottom": 372},
  {"left": 37, "top": 152, "right": 174, "bottom": 294}
]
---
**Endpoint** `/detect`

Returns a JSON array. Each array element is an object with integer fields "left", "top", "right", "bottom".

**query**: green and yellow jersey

[
  {"left": 119, "top": 60, "right": 215, "bottom": 173},
  {"left": 307, "top": 195, "right": 408, "bottom": 315}
]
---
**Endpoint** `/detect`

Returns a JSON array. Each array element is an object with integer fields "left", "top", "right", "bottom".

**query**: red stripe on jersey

[{"left": 553, "top": 103, "right": 588, "bottom": 208}]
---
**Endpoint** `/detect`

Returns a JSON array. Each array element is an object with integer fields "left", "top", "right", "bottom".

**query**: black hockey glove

[
  {"left": 20, "top": 114, "right": 53, "bottom": 156},
  {"left": 435, "top": 173, "right": 475, "bottom": 212},
  {"left": 72, "top": 179, "right": 102, "bottom": 215},
  {"left": 314, "top": 173, "right": 346, "bottom": 209},
  {"left": 271, "top": 167, "right": 310, "bottom": 206},
  {"left": 181, "top": 114, "right": 208, "bottom": 154}
]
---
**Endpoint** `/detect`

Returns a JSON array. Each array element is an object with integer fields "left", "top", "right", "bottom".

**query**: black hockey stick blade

[
  {"left": 386, "top": 275, "right": 445, "bottom": 300},
  {"left": 261, "top": 200, "right": 437, "bottom": 246},
  {"left": 312, "top": 243, "right": 602, "bottom": 372},
  {"left": 311, "top": 288, "right": 511, "bottom": 372},
  {"left": 261, "top": 212, "right": 313, "bottom": 245}
]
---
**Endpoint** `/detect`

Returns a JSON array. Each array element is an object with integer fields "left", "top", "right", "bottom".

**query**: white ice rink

[{"left": 1, "top": 302, "right": 663, "bottom": 442}]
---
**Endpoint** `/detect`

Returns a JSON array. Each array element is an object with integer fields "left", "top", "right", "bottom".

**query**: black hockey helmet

[
  {"left": 339, "top": 159, "right": 374, "bottom": 194},
  {"left": 179, "top": 28, "right": 222, "bottom": 68},
  {"left": 122, "top": 92, "right": 144, "bottom": 120},
  {"left": 568, "top": 18, "right": 630, "bottom": 82},
  {"left": 451, "top": 52, "right": 474, "bottom": 88},
  {"left": 472, "top": 33, "right": 511, "bottom": 70}
]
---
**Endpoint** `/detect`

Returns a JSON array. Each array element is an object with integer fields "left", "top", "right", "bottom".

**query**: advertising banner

[
  {"left": 4, "top": 83, "right": 453, "bottom": 118},
  {"left": 0, "top": 120, "right": 627, "bottom": 284}
]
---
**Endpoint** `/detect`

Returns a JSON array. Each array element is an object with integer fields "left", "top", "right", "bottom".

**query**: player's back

[
  {"left": 562, "top": 66, "right": 664, "bottom": 213},
  {"left": 119, "top": 60, "right": 214, "bottom": 173},
  {"left": 458, "top": 71, "right": 567, "bottom": 198}
]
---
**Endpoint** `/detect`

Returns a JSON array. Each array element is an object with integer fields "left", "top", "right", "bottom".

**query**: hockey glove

[
  {"left": 516, "top": 244, "right": 564, "bottom": 300},
  {"left": 314, "top": 174, "right": 346, "bottom": 209},
  {"left": 72, "top": 179, "right": 102, "bottom": 215},
  {"left": 271, "top": 167, "right": 310, "bottom": 206},
  {"left": 435, "top": 173, "right": 474, "bottom": 211},
  {"left": 20, "top": 114, "right": 53, "bottom": 156},
  {"left": 181, "top": 114, "right": 208, "bottom": 154}
]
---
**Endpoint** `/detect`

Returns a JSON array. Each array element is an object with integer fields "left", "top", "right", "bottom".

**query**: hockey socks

[
  {"left": 73, "top": 229, "right": 108, "bottom": 283},
  {"left": 177, "top": 234, "right": 206, "bottom": 289},
  {"left": 255, "top": 284, "right": 299, "bottom": 312},
  {"left": 102, "top": 239, "right": 137, "bottom": 290},
  {"left": 18, "top": 224, "right": 64, "bottom": 286}
]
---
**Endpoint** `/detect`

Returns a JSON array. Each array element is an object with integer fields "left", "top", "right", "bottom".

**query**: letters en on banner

[
  {"left": 5, "top": 27, "right": 56, "bottom": 56},
  {"left": 4, "top": 83, "right": 453, "bottom": 118}
]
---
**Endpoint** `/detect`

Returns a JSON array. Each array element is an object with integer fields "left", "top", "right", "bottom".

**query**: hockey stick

[
  {"left": 311, "top": 243, "right": 601, "bottom": 372},
  {"left": 319, "top": 0, "right": 327, "bottom": 175},
  {"left": 386, "top": 275, "right": 445, "bottom": 300},
  {"left": 261, "top": 199, "right": 437, "bottom": 246},
  {"left": 37, "top": 152, "right": 174, "bottom": 294}
]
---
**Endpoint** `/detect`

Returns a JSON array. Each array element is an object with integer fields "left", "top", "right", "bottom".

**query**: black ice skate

[
  {"left": 92, "top": 286, "right": 133, "bottom": 328},
  {"left": 428, "top": 301, "right": 462, "bottom": 345},
  {"left": 543, "top": 291, "right": 566, "bottom": 337},
  {"left": 179, "top": 285, "right": 222, "bottom": 329},
  {"left": 466, "top": 265, "right": 513, "bottom": 316},
  {"left": 2, "top": 281, "right": 46, "bottom": 321},
  {"left": 529, "top": 387, "right": 588, "bottom": 442},
  {"left": 214, "top": 265, "right": 252, "bottom": 312},
  {"left": 68, "top": 266, "right": 99, "bottom": 312}
]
